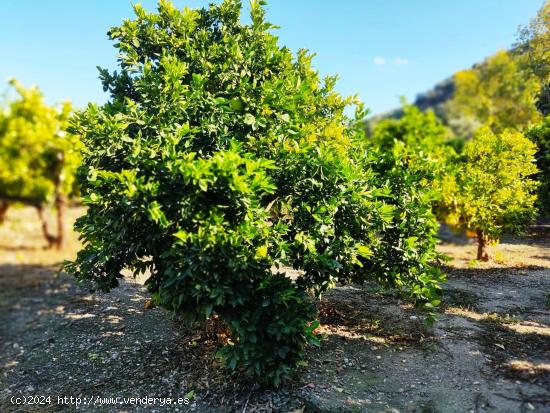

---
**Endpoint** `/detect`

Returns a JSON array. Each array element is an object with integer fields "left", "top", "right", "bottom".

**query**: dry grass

[
  {"left": 0, "top": 205, "right": 84, "bottom": 266},
  {"left": 438, "top": 239, "right": 549, "bottom": 270}
]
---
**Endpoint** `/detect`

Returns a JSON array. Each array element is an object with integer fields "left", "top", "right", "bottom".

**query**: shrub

[
  {"left": 358, "top": 147, "right": 445, "bottom": 311},
  {"left": 371, "top": 104, "right": 448, "bottom": 150},
  {"left": 367, "top": 104, "right": 448, "bottom": 309},
  {"left": 369, "top": 103, "right": 456, "bottom": 182},
  {"left": 442, "top": 127, "right": 539, "bottom": 260},
  {"left": 0, "top": 79, "right": 80, "bottom": 248},
  {"left": 66, "top": 0, "right": 443, "bottom": 385}
]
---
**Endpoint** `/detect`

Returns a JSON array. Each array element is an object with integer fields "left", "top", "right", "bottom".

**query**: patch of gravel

[
  {"left": 2, "top": 264, "right": 549, "bottom": 412},
  {"left": 0, "top": 267, "right": 306, "bottom": 412}
]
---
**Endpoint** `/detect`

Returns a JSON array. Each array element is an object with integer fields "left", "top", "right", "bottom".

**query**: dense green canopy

[
  {"left": 67, "top": 0, "right": 443, "bottom": 385},
  {"left": 0, "top": 79, "right": 80, "bottom": 204}
]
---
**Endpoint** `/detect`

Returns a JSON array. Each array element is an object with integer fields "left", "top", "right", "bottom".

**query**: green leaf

[
  {"left": 254, "top": 244, "right": 268, "bottom": 259},
  {"left": 355, "top": 245, "right": 372, "bottom": 258},
  {"left": 230, "top": 98, "right": 243, "bottom": 111},
  {"left": 147, "top": 201, "right": 169, "bottom": 228},
  {"left": 244, "top": 113, "right": 256, "bottom": 126}
]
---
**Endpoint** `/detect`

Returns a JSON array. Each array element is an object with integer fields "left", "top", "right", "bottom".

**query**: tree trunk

[
  {"left": 0, "top": 201, "right": 8, "bottom": 224},
  {"left": 476, "top": 229, "right": 490, "bottom": 261},
  {"left": 54, "top": 193, "right": 66, "bottom": 250},
  {"left": 51, "top": 151, "right": 66, "bottom": 250},
  {"left": 35, "top": 205, "right": 56, "bottom": 248}
]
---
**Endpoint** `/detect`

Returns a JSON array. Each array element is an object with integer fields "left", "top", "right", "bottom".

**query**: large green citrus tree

[
  {"left": 66, "top": 0, "right": 443, "bottom": 385},
  {"left": 0, "top": 79, "right": 80, "bottom": 248}
]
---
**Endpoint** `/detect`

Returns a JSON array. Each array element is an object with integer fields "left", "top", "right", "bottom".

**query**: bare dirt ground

[{"left": 0, "top": 207, "right": 549, "bottom": 412}]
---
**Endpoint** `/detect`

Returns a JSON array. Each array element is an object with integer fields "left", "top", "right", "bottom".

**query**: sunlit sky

[{"left": 0, "top": 0, "right": 543, "bottom": 115}]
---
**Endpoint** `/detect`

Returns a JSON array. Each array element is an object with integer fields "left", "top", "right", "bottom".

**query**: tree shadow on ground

[
  {"left": 475, "top": 316, "right": 550, "bottom": 397},
  {"left": 440, "top": 265, "right": 547, "bottom": 279},
  {"left": 502, "top": 222, "right": 550, "bottom": 248},
  {"left": 2, "top": 261, "right": 549, "bottom": 412},
  {"left": 0, "top": 263, "right": 65, "bottom": 292},
  {"left": 432, "top": 258, "right": 550, "bottom": 406},
  {"left": 0, "top": 264, "right": 306, "bottom": 412},
  {"left": 317, "top": 285, "right": 430, "bottom": 345}
]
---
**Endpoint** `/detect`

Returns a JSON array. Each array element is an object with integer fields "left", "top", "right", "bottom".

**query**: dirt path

[{"left": 0, "top": 208, "right": 549, "bottom": 412}]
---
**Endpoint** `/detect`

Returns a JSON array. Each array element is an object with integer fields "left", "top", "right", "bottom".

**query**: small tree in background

[
  {"left": 0, "top": 79, "right": 80, "bottom": 249},
  {"left": 370, "top": 103, "right": 456, "bottom": 181},
  {"left": 370, "top": 103, "right": 460, "bottom": 221},
  {"left": 366, "top": 104, "right": 450, "bottom": 309},
  {"left": 442, "top": 127, "right": 538, "bottom": 261}
]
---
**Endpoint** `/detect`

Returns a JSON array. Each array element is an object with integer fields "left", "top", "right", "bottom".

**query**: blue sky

[{"left": 0, "top": 0, "right": 543, "bottom": 115}]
